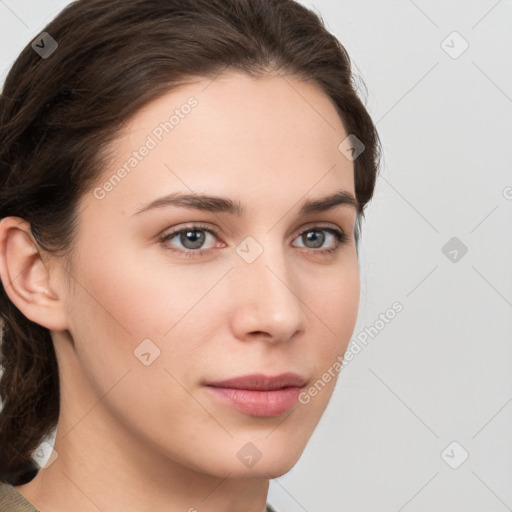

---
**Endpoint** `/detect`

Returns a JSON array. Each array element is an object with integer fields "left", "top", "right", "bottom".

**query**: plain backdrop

[{"left": 1, "top": 1, "right": 511, "bottom": 511}]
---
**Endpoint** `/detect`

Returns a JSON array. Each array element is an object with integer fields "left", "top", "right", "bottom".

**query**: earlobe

[{"left": 0, "top": 216, "right": 69, "bottom": 331}]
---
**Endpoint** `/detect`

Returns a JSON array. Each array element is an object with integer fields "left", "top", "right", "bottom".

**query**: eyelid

[
  {"left": 159, "top": 222, "right": 221, "bottom": 241},
  {"left": 159, "top": 221, "right": 344, "bottom": 241}
]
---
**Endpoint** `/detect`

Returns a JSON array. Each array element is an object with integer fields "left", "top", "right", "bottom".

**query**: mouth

[{"left": 203, "top": 372, "right": 307, "bottom": 417}]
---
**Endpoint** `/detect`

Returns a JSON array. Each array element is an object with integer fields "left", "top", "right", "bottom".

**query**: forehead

[{"left": 85, "top": 71, "right": 355, "bottom": 218}]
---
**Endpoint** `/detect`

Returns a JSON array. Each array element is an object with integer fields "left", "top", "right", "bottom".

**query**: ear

[{"left": 0, "top": 216, "right": 69, "bottom": 331}]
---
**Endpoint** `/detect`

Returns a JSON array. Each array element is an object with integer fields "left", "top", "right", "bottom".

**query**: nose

[{"left": 228, "top": 237, "right": 308, "bottom": 344}]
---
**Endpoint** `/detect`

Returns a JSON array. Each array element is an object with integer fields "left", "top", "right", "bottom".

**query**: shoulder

[{"left": 0, "top": 481, "right": 40, "bottom": 512}]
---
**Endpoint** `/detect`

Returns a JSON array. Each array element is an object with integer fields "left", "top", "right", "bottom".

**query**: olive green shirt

[
  {"left": 0, "top": 482, "right": 39, "bottom": 512},
  {"left": 0, "top": 481, "right": 278, "bottom": 512}
]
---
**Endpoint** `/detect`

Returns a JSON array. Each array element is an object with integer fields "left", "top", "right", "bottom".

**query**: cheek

[
  {"left": 300, "top": 261, "right": 360, "bottom": 406},
  {"left": 311, "top": 261, "right": 360, "bottom": 344},
  {"left": 63, "top": 247, "right": 207, "bottom": 431},
  {"left": 66, "top": 240, "right": 222, "bottom": 379},
  {"left": 70, "top": 239, "right": 185, "bottom": 338},
  {"left": 294, "top": 266, "right": 359, "bottom": 419}
]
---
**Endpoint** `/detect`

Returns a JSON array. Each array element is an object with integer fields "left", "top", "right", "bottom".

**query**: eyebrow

[{"left": 131, "top": 189, "right": 359, "bottom": 217}]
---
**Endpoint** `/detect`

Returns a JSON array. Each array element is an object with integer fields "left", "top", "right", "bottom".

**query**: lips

[
  {"left": 205, "top": 372, "right": 307, "bottom": 391},
  {"left": 204, "top": 372, "right": 307, "bottom": 417}
]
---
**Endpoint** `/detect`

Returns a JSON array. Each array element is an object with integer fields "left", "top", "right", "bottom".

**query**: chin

[
  {"left": 182, "top": 435, "right": 307, "bottom": 480},
  {"left": 235, "top": 453, "right": 304, "bottom": 480},
  {"left": 231, "top": 438, "right": 308, "bottom": 479}
]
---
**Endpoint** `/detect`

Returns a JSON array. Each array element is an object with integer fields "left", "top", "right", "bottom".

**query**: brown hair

[{"left": 0, "top": 0, "right": 381, "bottom": 485}]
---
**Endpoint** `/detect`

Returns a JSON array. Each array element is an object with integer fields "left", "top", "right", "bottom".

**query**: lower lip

[{"left": 205, "top": 386, "right": 303, "bottom": 417}]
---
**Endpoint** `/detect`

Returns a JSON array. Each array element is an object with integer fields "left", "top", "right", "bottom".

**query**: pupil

[
  {"left": 182, "top": 230, "right": 205, "bottom": 249},
  {"left": 305, "top": 230, "right": 324, "bottom": 248}
]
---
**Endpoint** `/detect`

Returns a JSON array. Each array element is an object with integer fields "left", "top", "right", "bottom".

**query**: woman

[{"left": 0, "top": 0, "right": 381, "bottom": 510}]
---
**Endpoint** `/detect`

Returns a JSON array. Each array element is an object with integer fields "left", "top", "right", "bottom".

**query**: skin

[{"left": 0, "top": 71, "right": 360, "bottom": 512}]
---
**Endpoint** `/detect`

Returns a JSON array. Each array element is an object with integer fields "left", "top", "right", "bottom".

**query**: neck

[{"left": 15, "top": 417, "right": 271, "bottom": 512}]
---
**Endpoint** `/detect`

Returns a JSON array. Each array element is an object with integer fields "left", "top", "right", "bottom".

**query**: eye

[
  {"left": 293, "top": 226, "right": 348, "bottom": 255},
  {"left": 159, "top": 223, "right": 349, "bottom": 258},
  {"left": 159, "top": 223, "right": 219, "bottom": 257}
]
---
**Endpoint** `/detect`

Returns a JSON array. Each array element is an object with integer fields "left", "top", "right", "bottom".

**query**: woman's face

[{"left": 57, "top": 71, "right": 360, "bottom": 479}]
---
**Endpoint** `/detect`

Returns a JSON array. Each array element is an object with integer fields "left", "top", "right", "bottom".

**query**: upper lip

[{"left": 205, "top": 372, "right": 307, "bottom": 391}]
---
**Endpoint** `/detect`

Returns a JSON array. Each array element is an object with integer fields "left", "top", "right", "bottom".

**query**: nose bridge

[{"left": 230, "top": 233, "right": 307, "bottom": 340}]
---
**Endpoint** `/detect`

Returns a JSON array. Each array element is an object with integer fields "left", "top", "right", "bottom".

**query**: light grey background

[{"left": 1, "top": 1, "right": 511, "bottom": 511}]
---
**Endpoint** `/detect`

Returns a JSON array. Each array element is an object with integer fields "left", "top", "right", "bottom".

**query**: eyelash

[{"left": 158, "top": 223, "right": 349, "bottom": 259}]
